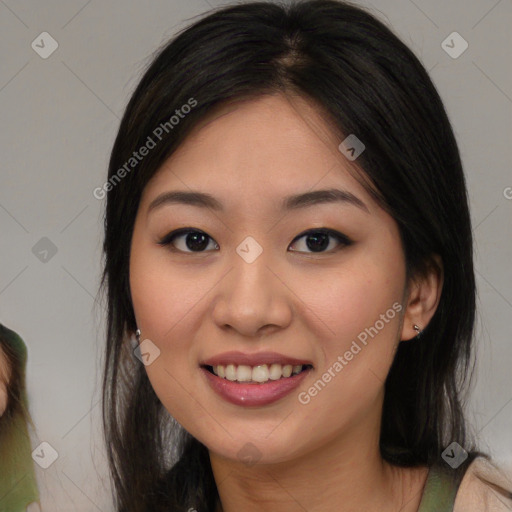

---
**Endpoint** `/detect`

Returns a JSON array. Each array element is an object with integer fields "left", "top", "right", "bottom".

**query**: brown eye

[
  {"left": 158, "top": 227, "right": 352, "bottom": 255},
  {"left": 158, "top": 229, "right": 219, "bottom": 253},
  {"left": 289, "top": 229, "right": 352, "bottom": 254}
]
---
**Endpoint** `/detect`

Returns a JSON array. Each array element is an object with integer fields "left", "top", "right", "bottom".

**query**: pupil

[
  {"left": 307, "top": 232, "right": 329, "bottom": 252},
  {"left": 187, "top": 232, "right": 208, "bottom": 251}
]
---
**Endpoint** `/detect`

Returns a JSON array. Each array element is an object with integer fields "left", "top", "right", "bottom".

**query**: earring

[
  {"left": 413, "top": 324, "right": 422, "bottom": 339},
  {"left": 135, "top": 328, "right": 141, "bottom": 344}
]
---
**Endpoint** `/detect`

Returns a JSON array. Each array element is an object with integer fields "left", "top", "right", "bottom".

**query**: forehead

[{"left": 142, "top": 93, "right": 375, "bottom": 213}]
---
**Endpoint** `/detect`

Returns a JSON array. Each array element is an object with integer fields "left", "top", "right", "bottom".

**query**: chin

[{"left": 201, "top": 430, "right": 307, "bottom": 467}]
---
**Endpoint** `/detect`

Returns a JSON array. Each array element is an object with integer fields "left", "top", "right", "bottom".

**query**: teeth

[
  {"left": 225, "top": 364, "right": 237, "bottom": 381},
  {"left": 210, "top": 363, "right": 307, "bottom": 383},
  {"left": 252, "top": 365, "right": 269, "bottom": 383},
  {"left": 269, "top": 363, "right": 282, "bottom": 380},
  {"left": 236, "top": 365, "right": 252, "bottom": 382}
]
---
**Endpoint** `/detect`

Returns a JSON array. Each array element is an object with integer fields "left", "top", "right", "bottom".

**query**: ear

[{"left": 400, "top": 254, "right": 444, "bottom": 341}]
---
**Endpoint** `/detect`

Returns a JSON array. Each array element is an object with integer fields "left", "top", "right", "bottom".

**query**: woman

[
  {"left": 99, "top": 1, "right": 512, "bottom": 510},
  {"left": 0, "top": 323, "right": 40, "bottom": 512}
]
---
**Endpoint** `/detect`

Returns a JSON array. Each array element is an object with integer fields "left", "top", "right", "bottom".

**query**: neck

[{"left": 209, "top": 407, "right": 428, "bottom": 512}]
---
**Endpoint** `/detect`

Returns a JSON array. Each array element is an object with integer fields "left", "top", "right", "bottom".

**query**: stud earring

[
  {"left": 413, "top": 324, "right": 422, "bottom": 339},
  {"left": 135, "top": 328, "right": 141, "bottom": 344}
]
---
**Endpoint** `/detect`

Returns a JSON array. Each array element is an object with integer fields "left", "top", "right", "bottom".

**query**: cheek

[
  {"left": 130, "top": 240, "right": 206, "bottom": 340},
  {"left": 297, "top": 248, "right": 405, "bottom": 402},
  {"left": 299, "top": 255, "right": 404, "bottom": 344},
  {"left": 129, "top": 246, "right": 213, "bottom": 417}
]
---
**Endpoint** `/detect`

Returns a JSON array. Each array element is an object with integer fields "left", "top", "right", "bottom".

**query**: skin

[
  {"left": 129, "top": 93, "right": 443, "bottom": 512},
  {"left": 0, "top": 345, "right": 10, "bottom": 417}
]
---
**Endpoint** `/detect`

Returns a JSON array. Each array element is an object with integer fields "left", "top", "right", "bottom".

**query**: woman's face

[{"left": 129, "top": 93, "right": 411, "bottom": 465}]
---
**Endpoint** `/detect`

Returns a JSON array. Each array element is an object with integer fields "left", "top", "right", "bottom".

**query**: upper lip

[{"left": 201, "top": 351, "right": 313, "bottom": 367}]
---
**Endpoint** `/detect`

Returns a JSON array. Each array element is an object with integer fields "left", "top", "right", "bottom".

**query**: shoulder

[{"left": 454, "top": 456, "right": 512, "bottom": 512}]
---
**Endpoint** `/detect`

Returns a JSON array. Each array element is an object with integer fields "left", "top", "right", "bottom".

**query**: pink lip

[
  {"left": 201, "top": 351, "right": 312, "bottom": 367},
  {"left": 200, "top": 366, "right": 312, "bottom": 407}
]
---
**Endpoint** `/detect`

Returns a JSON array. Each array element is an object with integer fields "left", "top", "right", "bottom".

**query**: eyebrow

[{"left": 147, "top": 188, "right": 369, "bottom": 214}]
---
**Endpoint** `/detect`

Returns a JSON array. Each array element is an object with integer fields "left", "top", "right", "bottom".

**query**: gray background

[{"left": 0, "top": 0, "right": 511, "bottom": 510}]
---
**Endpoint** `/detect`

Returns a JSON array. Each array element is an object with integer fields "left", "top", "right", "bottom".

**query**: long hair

[{"left": 100, "top": 1, "right": 482, "bottom": 510}]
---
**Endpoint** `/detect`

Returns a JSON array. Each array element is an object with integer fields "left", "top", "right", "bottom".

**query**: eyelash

[{"left": 157, "top": 227, "right": 353, "bottom": 254}]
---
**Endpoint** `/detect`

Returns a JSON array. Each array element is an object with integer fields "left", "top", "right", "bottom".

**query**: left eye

[
  {"left": 158, "top": 228, "right": 352, "bottom": 254},
  {"left": 289, "top": 228, "right": 352, "bottom": 253}
]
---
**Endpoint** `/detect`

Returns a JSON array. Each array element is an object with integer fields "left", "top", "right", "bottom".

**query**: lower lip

[{"left": 201, "top": 367, "right": 312, "bottom": 407}]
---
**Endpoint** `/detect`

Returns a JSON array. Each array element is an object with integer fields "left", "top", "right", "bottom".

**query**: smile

[
  {"left": 199, "top": 351, "right": 314, "bottom": 406},
  {"left": 205, "top": 363, "right": 312, "bottom": 383},
  {"left": 200, "top": 364, "right": 313, "bottom": 407}
]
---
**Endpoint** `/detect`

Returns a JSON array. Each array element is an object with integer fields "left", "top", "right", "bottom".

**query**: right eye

[{"left": 157, "top": 228, "right": 219, "bottom": 253}]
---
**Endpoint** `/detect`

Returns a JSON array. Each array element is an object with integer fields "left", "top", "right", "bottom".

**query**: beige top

[{"left": 453, "top": 457, "right": 512, "bottom": 511}]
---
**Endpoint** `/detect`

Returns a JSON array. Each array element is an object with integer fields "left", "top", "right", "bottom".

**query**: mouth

[
  {"left": 199, "top": 351, "right": 314, "bottom": 406},
  {"left": 201, "top": 363, "right": 314, "bottom": 384},
  {"left": 200, "top": 361, "right": 314, "bottom": 407}
]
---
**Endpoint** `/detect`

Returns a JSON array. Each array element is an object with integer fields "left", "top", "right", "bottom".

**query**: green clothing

[
  {"left": 418, "top": 462, "right": 464, "bottom": 512},
  {"left": 0, "top": 323, "right": 39, "bottom": 512}
]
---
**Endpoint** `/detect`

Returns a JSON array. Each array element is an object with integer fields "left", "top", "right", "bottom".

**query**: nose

[{"left": 211, "top": 244, "right": 293, "bottom": 338}]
